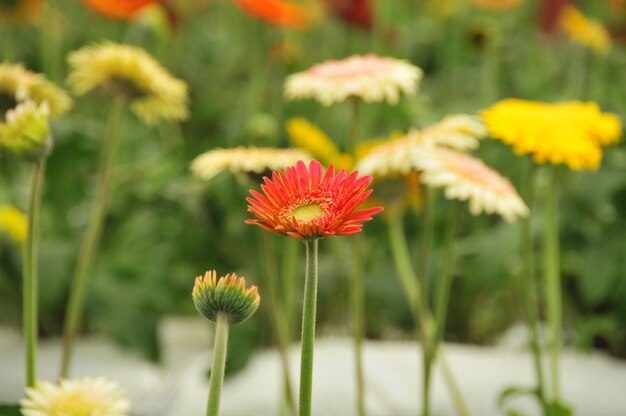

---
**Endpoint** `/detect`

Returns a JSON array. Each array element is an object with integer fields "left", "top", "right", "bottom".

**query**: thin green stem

[
  {"left": 543, "top": 167, "right": 561, "bottom": 402},
  {"left": 299, "top": 239, "right": 319, "bottom": 416},
  {"left": 522, "top": 162, "right": 548, "bottom": 413},
  {"left": 206, "top": 312, "right": 230, "bottom": 416},
  {"left": 59, "top": 100, "right": 125, "bottom": 379},
  {"left": 259, "top": 233, "right": 297, "bottom": 416},
  {"left": 350, "top": 96, "right": 366, "bottom": 416},
  {"left": 351, "top": 234, "right": 366, "bottom": 416},
  {"left": 23, "top": 158, "right": 47, "bottom": 388}
]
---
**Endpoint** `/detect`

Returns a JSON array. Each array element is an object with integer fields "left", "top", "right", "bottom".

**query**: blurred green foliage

[{"left": 1, "top": 0, "right": 625, "bottom": 366}]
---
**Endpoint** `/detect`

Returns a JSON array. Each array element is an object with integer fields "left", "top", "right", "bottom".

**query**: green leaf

[
  {"left": 0, "top": 403, "right": 22, "bottom": 416},
  {"left": 497, "top": 385, "right": 539, "bottom": 410},
  {"left": 546, "top": 401, "right": 573, "bottom": 416}
]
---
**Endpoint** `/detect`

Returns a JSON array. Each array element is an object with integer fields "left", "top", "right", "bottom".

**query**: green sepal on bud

[
  {"left": 192, "top": 271, "right": 260, "bottom": 325},
  {"left": 0, "top": 100, "right": 52, "bottom": 161}
]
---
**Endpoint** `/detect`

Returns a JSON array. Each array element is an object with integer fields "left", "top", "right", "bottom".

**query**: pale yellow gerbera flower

[
  {"left": 0, "top": 63, "right": 72, "bottom": 117},
  {"left": 559, "top": 5, "right": 611, "bottom": 53},
  {"left": 284, "top": 54, "right": 423, "bottom": 106},
  {"left": 357, "top": 114, "right": 487, "bottom": 177},
  {"left": 21, "top": 377, "right": 130, "bottom": 416},
  {"left": 0, "top": 101, "right": 51, "bottom": 158},
  {"left": 285, "top": 117, "right": 353, "bottom": 169},
  {"left": 481, "top": 99, "right": 622, "bottom": 171},
  {"left": 67, "top": 43, "right": 189, "bottom": 125},
  {"left": 0, "top": 204, "right": 27, "bottom": 245},
  {"left": 413, "top": 146, "right": 528, "bottom": 222},
  {"left": 190, "top": 146, "right": 312, "bottom": 182}
]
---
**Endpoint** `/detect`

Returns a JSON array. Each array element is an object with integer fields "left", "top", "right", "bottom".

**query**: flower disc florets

[
  {"left": 192, "top": 271, "right": 260, "bottom": 325},
  {"left": 246, "top": 160, "right": 383, "bottom": 240}
]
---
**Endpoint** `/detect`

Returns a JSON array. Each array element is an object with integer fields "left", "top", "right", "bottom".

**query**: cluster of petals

[
  {"left": 481, "top": 99, "right": 622, "bottom": 171},
  {"left": 193, "top": 270, "right": 260, "bottom": 325},
  {"left": 285, "top": 54, "right": 422, "bottom": 106},
  {"left": 411, "top": 146, "right": 529, "bottom": 222},
  {"left": 286, "top": 117, "right": 353, "bottom": 170},
  {"left": 67, "top": 42, "right": 189, "bottom": 125},
  {"left": 235, "top": 0, "right": 312, "bottom": 28},
  {"left": 246, "top": 160, "right": 383, "bottom": 239},
  {"left": 21, "top": 377, "right": 130, "bottom": 416},
  {"left": 357, "top": 114, "right": 487, "bottom": 178},
  {"left": 191, "top": 146, "right": 312, "bottom": 182},
  {"left": 82, "top": 0, "right": 163, "bottom": 20}
]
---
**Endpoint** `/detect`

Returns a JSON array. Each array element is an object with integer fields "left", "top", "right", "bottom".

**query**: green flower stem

[
  {"left": 206, "top": 312, "right": 230, "bottom": 416},
  {"left": 259, "top": 233, "right": 297, "bottom": 416},
  {"left": 522, "top": 162, "right": 548, "bottom": 413},
  {"left": 351, "top": 234, "right": 366, "bottom": 416},
  {"left": 299, "top": 239, "right": 319, "bottom": 416},
  {"left": 350, "top": 96, "right": 367, "bottom": 416},
  {"left": 23, "top": 157, "right": 47, "bottom": 388},
  {"left": 60, "top": 100, "right": 124, "bottom": 379},
  {"left": 543, "top": 167, "right": 562, "bottom": 402},
  {"left": 387, "top": 212, "right": 470, "bottom": 416}
]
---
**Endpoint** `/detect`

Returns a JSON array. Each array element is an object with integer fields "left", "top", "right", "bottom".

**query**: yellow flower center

[{"left": 292, "top": 204, "right": 324, "bottom": 222}]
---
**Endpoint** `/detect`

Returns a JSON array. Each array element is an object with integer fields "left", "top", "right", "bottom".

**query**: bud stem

[{"left": 206, "top": 312, "right": 230, "bottom": 416}]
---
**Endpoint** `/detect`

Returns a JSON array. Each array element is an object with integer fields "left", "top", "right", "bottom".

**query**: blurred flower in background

[
  {"left": 0, "top": 101, "right": 50, "bottom": 159},
  {"left": 0, "top": 0, "right": 41, "bottom": 25},
  {"left": 286, "top": 117, "right": 353, "bottom": 170},
  {"left": 21, "top": 377, "right": 130, "bottom": 416},
  {"left": 323, "top": 0, "right": 372, "bottom": 30},
  {"left": 0, "top": 205, "right": 27, "bottom": 245},
  {"left": 235, "top": 0, "right": 312, "bottom": 28},
  {"left": 190, "top": 146, "right": 312, "bottom": 182},
  {"left": 81, "top": 0, "right": 164, "bottom": 20},
  {"left": 285, "top": 54, "right": 423, "bottom": 106},
  {"left": 481, "top": 99, "right": 622, "bottom": 170},
  {"left": 559, "top": 5, "right": 611, "bottom": 53},
  {"left": 412, "top": 146, "right": 528, "bottom": 222},
  {"left": 67, "top": 42, "right": 189, "bottom": 125},
  {"left": 471, "top": 0, "right": 523, "bottom": 9}
]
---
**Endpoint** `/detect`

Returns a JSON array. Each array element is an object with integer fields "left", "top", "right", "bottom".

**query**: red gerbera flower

[
  {"left": 324, "top": 0, "right": 372, "bottom": 30},
  {"left": 82, "top": 0, "right": 164, "bottom": 20},
  {"left": 246, "top": 160, "right": 383, "bottom": 239}
]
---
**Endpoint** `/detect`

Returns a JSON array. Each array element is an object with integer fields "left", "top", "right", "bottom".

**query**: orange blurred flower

[
  {"left": 0, "top": 0, "right": 42, "bottom": 25},
  {"left": 235, "top": 0, "right": 311, "bottom": 28},
  {"left": 82, "top": 0, "right": 164, "bottom": 20}
]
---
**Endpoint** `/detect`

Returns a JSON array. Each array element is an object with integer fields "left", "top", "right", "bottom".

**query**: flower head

[
  {"left": 413, "top": 146, "right": 528, "bottom": 222},
  {"left": 246, "top": 160, "right": 383, "bottom": 239},
  {"left": 191, "top": 147, "right": 312, "bottom": 182},
  {"left": 481, "top": 99, "right": 622, "bottom": 171},
  {"left": 0, "top": 100, "right": 51, "bottom": 159},
  {"left": 0, "top": 204, "right": 27, "bottom": 245},
  {"left": 559, "top": 5, "right": 610, "bottom": 53},
  {"left": 192, "top": 271, "right": 260, "bottom": 325},
  {"left": 286, "top": 117, "right": 353, "bottom": 170},
  {"left": 21, "top": 377, "right": 130, "bottom": 416},
  {"left": 285, "top": 54, "right": 422, "bottom": 106},
  {"left": 324, "top": 0, "right": 372, "bottom": 30},
  {"left": 0, "top": 63, "right": 72, "bottom": 117},
  {"left": 235, "top": 0, "right": 312, "bottom": 28},
  {"left": 0, "top": 0, "right": 42, "bottom": 25},
  {"left": 67, "top": 43, "right": 189, "bottom": 125},
  {"left": 82, "top": 0, "right": 164, "bottom": 20}
]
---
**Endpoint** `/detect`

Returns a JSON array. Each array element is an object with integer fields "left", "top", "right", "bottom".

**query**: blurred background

[{"left": 0, "top": 0, "right": 625, "bottom": 396}]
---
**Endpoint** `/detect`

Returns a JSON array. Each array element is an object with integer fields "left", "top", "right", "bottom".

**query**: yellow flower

[
  {"left": 0, "top": 0, "right": 42, "bottom": 26},
  {"left": 559, "top": 5, "right": 611, "bottom": 53},
  {"left": 0, "top": 204, "right": 27, "bottom": 245},
  {"left": 0, "top": 101, "right": 51, "bottom": 158},
  {"left": 285, "top": 117, "right": 353, "bottom": 169},
  {"left": 0, "top": 63, "right": 72, "bottom": 117},
  {"left": 190, "top": 146, "right": 312, "bottom": 182},
  {"left": 481, "top": 99, "right": 622, "bottom": 171},
  {"left": 21, "top": 377, "right": 130, "bottom": 416},
  {"left": 67, "top": 42, "right": 189, "bottom": 125}
]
